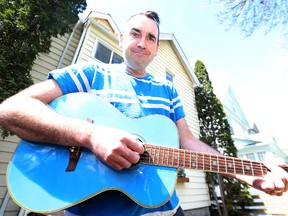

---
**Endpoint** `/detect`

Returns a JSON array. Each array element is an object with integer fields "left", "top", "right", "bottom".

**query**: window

[
  {"left": 257, "top": 151, "right": 266, "bottom": 162},
  {"left": 226, "top": 117, "right": 234, "bottom": 135},
  {"left": 229, "top": 126, "right": 234, "bottom": 135},
  {"left": 94, "top": 41, "right": 123, "bottom": 64},
  {"left": 246, "top": 153, "right": 255, "bottom": 161},
  {"left": 166, "top": 72, "right": 174, "bottom": 83}
]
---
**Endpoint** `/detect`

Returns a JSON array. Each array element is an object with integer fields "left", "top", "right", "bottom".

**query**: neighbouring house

[
  {"left": 0, "top": 11, "right": 211, "bottom": 216},
  {"left": 221, "top": 86, "right": 288, "bottom": 215}
]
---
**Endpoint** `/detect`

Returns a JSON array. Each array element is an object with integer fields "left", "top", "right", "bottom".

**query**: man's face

[{"left": 119, "top": 15, "right": 159, "bottom": 73}]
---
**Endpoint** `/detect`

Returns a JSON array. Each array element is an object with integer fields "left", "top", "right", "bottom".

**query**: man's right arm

[{"left": 0, "top": 79, "right": 144, "bottom": 170}]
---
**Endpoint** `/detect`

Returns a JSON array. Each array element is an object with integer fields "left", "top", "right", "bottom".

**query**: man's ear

[
  {"left": 118, "top": 33, "right": 124, "bottom": 48},
  {"left": 155, "top": 43, "right": 160, "bottom": 57}
]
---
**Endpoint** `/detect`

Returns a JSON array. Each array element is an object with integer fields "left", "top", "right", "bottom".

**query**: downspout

[
  {"left": 57, "top": 20, "right": 81, "bottom": 69},
  {"left": 0, "top": 191, "right": 10, "bottom": 216},
  {"left": 72, "top": 20, "right": 91, "bottom": 64}
]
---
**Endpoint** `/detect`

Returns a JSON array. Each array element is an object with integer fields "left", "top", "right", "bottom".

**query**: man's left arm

[{"left": 176, "top": 117, "right": 288, "bottom": 196}]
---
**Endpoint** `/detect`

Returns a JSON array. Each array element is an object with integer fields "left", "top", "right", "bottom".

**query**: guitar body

[{"left": 7, "top": 93, "right": 179, "bottom": 213}]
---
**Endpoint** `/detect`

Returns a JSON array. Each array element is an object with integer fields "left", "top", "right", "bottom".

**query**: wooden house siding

[
  {"left": 0, "top": 136, "right": 21, "bottom": 216},
  {"left": 30, "top": 24, "right": 82, "bottom": 83}
]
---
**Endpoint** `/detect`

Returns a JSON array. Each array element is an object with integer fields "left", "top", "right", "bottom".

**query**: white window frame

[
  {"left": 166, "top": 71, "right": 174, "bottom": 83},
  {"left": 92, "top": 38, "right": 123, "bottom": 64}
]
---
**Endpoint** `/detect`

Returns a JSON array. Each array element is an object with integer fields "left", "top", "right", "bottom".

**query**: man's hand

[
  {"left": 88, "top": 126, "right": 145, "bottom": 170},
  {"left": 236, "top": 161, "right": 288, "bottom": 196}
]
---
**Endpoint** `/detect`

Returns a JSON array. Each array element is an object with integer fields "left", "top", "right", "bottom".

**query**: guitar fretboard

[{"left": 140, "top": 144, "right": 268, "bottom": 177}]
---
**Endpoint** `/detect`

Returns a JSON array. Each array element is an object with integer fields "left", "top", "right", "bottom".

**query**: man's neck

[{"left": 126, "top": 67, "right": 147, "bottom": 78}]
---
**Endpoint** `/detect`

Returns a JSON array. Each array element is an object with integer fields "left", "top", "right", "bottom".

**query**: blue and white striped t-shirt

[
  {"left": 48, "top": 62, "right": 185, "bottom": 122},
  {"left": 48, "top": 62, "right": 185, "bottom": 215}
]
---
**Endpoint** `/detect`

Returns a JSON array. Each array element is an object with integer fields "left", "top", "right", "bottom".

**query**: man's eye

[
  {"left": 132, "top": 32, "right": 140, "bottom": 38},
  {"left": 148, "top": 36, "right": 156, "bottom": 42}
]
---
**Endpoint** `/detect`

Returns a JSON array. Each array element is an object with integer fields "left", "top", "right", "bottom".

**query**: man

[{"left": 0, "top": 11, "right": 287, "bottom": 216}]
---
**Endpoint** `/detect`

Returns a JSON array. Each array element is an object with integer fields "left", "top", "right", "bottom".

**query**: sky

[{"left": 80, "top": 0, "right": 288, "bottom": 152}]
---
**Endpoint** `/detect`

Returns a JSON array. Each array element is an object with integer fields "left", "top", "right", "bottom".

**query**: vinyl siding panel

[{"left": 0, "top": 136, "right": 20, "bottom": 216}]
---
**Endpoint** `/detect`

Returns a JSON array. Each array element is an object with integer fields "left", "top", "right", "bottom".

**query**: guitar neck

[{"left": 140, "top": 144, "right": 269, "bottom": 177}]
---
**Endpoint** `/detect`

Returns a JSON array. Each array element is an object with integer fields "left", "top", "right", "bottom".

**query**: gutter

[
  {"left": 72, "top": 20, "right": 91, "bottom": 64},
  {"left": 57, "top": 20, "right": 82, "bottom": 68}
]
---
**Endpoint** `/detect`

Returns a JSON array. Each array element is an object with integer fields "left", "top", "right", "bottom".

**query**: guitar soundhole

[
  {"left": 128, "top": 133, "right": 146, "bottom": 170},
  {"left": 132, "top": 133, "right": 146, "bottom": 144}
]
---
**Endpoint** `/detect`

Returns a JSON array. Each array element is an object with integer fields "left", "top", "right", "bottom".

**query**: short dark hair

[{"left": 143, "top": 11, "right": 160, "bottom": 26}]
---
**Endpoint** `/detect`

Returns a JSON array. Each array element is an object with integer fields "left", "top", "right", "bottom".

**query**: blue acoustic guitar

[{"left": 6, "top": 93, "right": 274, "bottom": 213}]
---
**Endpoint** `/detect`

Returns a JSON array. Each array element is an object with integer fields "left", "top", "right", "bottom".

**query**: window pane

[
  {"left": 95, "top": 43, "right": 111, "bottom": 63},
  {"left": 112, "top": 52, "right": 124, "bottom": 64},
  {"left": 257, "top": 151, "right": 266, "bottom": 162},
  {"left": 246, "top": 153, "right": 255, "bottom": 161},
  {"left": 166, "top": 72, "right": 173, "bottom": 82}
]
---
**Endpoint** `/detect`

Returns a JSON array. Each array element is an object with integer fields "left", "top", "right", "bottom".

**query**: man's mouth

[{"left": 131, "top": 48, "right": 149, "bottom": 55}]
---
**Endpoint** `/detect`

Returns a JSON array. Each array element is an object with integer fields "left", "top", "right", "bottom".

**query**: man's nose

[{"left": 137, "top": 37, "right": 147, "bottom": 48}]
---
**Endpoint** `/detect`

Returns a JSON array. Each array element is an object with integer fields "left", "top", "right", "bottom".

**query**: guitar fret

[
  {"left": 244, "top": 160, "right": 253, "bottom": 176},
  {"left": 251, "top": 161, "right": 254, "bottom": 176},
  {"left": 209, "top": 154, "right": 212, "bottom": 171},
  {"left": 218, "top": 156, "right": 224, "bottom": 174},
  {"left": 156, "top": 145, "right": 160, "bottom": 165},
  {"left": 225, "top": 157, "right": 227, "bottom": 174},
  {"left": 189, "top": 151, "right": 192, "bottom": 169},
  {"left": 241, "top": 158, "right": 245, "bottom": 175},
  {"left": 233, "top": 158, "right": 236, "bottom": 174},
  {"left": 183, "top": 150, "right": 185, "bottom": 168},
  {"left": 172, "top": 148, "right": 175, "bottom": 167},
  {"left": 202, "top": 153, "right": 205, "bottom": 171},
  {"left": 226, "top": 157, "right": 234, "bottom": 174},
  {"left": 196, "top": 152, "right": 202, "bottom": 170},
  {"left": 167, "top": 147, "right": 170, "bottom": 166},
  {"left": 217, "top": 155, "right": 220, "bottom": 172},
  {"left": 151, "top": 146, "right": 155, "bottom": 164},
  {"left": 177, "top": 150, "right": 180, "bottom": 167},
  {"left": 210, "top": 155, "right": 218, "bottom": 173},
  {"left": 160, "top": 146, "right": 164, "bottom": 166},
  {"left": 260, "top": 163, "right": 264, "bottom": 176}
]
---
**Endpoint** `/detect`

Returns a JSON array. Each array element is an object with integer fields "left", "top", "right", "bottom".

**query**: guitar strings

[{"left": 140, "top": 144, "right": 267, "bottom": 177}]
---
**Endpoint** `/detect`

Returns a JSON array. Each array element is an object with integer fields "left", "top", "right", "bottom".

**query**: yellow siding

[
  {"left": 76, "top": 23, "right": 121, "bottom": 64},
  {"left": 0, "top": 136, "right": 21, "bottom": 215},
  {"left": 30, "top": 25, "right": 82, "bottom": 83}
]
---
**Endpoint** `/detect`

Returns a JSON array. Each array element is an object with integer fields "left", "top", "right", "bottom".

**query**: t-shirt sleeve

[
  {"left": 47, "top": 62, "right": 97, "bottom": 94},
  {"left": 170, "top": 83, "right": 186, "bottom": 122}
]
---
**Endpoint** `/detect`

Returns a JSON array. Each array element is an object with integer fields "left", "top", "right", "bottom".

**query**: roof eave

[{"left": 160, "top": 33, "right": 200, "bottom": 87}]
